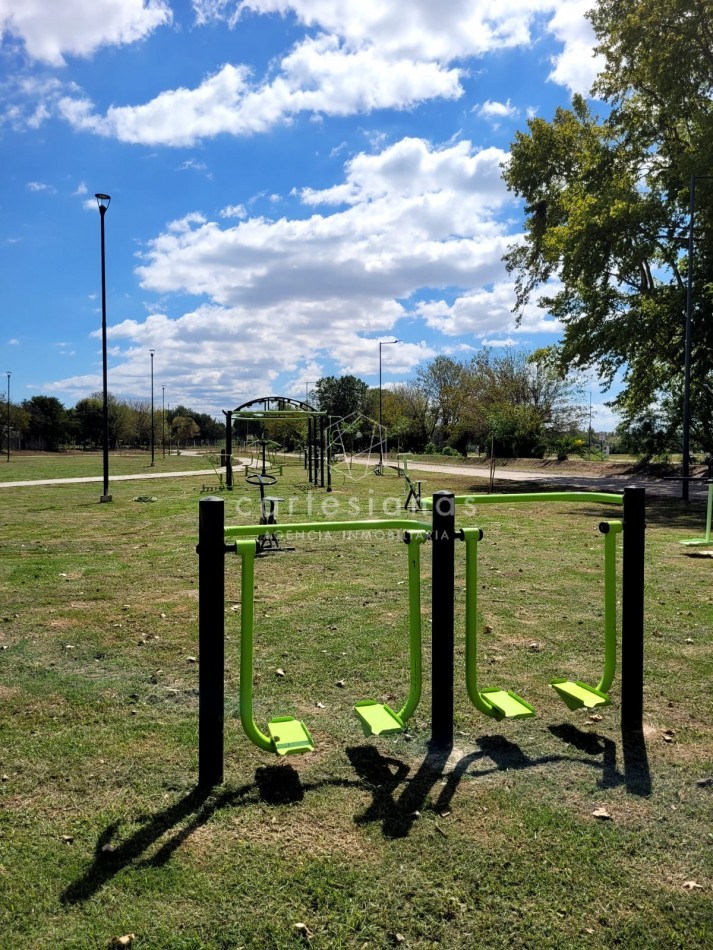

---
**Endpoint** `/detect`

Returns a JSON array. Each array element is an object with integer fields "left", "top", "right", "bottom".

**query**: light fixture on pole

[
  {"left": 378, "top": 339, "right": 399, "bottom": 473},
  {"left": 162, "top": 385, "right": 165, "bottom": 458},
  {"left": 95, "top": 193, "right": 112, "bottom": 502},
  {"left": 150, "top": 349, "right": 155, "bottom": 466},
  {"left": 682, "top": 173, "right": 712, "bottom": 502},
  {"left": 5, "top": 371, "right": 10, "bottom": 463}
]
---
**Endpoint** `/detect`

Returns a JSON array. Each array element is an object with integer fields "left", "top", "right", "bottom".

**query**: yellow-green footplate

[
  {"left": 550, "top": 679, "right": 611, "bottom": 711},
  {"left": 267, "top": 716, "right": 315, "bottom": 755},
  {"left": 354, "top": 701, "right": 405, "bottom": 736},
  {"left": 480, "top": 688, "right": 536, "bottom": 720}
]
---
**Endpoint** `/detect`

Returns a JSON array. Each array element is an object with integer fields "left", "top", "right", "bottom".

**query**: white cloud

[
  {"left": 415, "top": 282, "right": 561, "bottom": 338},
  {"left": 61, "top": 38, "right": 463, "bottom": 146},
  {"left": 219, "top": 203, "right": 247, "bottom": 219},
  {"left": 26, "top": 180, "right": 54, "bottom": 192},
  {"left": 0, "top": 0, "right": 172, "bottom": 66},
  {"left": 235, "top": 0, "right": 554, "bottom": 60},
  {"left": 547, "top": 1, "right": 603, "bottom": 94},
  {"left": 476, "top": 99, "right": 518, "bottom": 120}
]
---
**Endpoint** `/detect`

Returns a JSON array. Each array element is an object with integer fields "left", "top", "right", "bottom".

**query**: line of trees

[
  {"left": 312, "top": 349, "right": 590, "bottom": 458},
  {"left": 3, "top": 394, "right": 223, "bottom": 452}
]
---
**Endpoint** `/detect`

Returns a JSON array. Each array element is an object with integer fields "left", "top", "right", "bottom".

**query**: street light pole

[
  {"left": 162, "top": 385, "right": 165, "bottom": 458},
  {"left": 95, "top": 193, "right": 112, "bottom": 502},
  {"left": 682, "top": 174, "right": 713, "bottom": 501},
  {"left": 150, "top": 349, "right": 155, "bottom": 466},
  {"left": 378, "top": 339, "right": 399, "bottom": 473},
  {"left": 5, "top": 371, "right": 10, "bottom": 462}
]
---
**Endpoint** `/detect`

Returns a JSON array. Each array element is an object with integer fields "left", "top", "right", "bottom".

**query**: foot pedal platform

[
  {"left": 354, "top": 701, "right": 404, "bottom": 737},
  {"left": 550, "top": 679, "right": 610, "bottom": 711},
  {"left": 267, "top": 716, "right": 315, "bottom": 755},
  {"left": 480, "top": 688, "right": 536, "bottom": 720}
]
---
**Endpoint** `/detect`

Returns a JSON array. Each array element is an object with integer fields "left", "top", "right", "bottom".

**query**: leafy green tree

[
  {"left": 172, "top": 415, "right": 200, "bottom": 445},
  {"left": 315, "top": 375, "right": 370, "bottom": 420},
  {"left": 503, "top": 0, "right": 713, "bottom": 452},
  {"left": 72, "top": 397, "right": 103, "bottom": 447},
  {"left": 415, "top": 356, "right": 468, "bottom": 444},
  {"left": 21, "top": 396, "right": 68, "bottom": 450}
]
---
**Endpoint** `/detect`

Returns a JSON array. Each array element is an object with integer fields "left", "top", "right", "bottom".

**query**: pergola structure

[{"left": 223, "top": 396, "right": 330, "bottom": 490}]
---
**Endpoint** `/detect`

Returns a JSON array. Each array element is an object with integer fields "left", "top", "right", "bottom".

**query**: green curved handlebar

[
  {"left": 236, "top": 539, "right": 275, "bottom": 752},
  {"left": 397, "top": 530, "right": 428, "bottom": 723},
  {"left": 597, "top": 520, "right": 623, "bottom": 694},
  {"left": 462, "top": 527, "right": 499, "bottom": 717},
  {"left": 422, "top": 491, "right": 623, "bottom": 510}
]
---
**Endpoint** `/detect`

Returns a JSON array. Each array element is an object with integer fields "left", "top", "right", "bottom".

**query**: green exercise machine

[
  {"left": 679, "top": 479, "right": 713, "bottom": 547},
  {"left": 224, "top": 518, "right": 429, "bottom": 756},
  {"left": 197, "top": 488, "right": 645, "bottom": 786}
]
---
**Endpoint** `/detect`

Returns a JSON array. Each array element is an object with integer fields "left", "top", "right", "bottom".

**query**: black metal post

[
  {"left": 431, "top": 490, "right": 456, "bottom": 749},
  {"left": 223, "top": 410, "right": 233, "bottom": 490},
  {"left": 150, "top": 349, "right": 155, "bottom": 466},
  {"left": 308, "top": 416, "right": 314, "bottom": 484},
  {"left": 198, "top": 496, "right": 226, "bottom": 787},
  {"left": 319, "top": 416, "right": 325, "bottom": 488},
  {"left": 326, "top": 427, "right": 332, "bottom": 492},
  {"left": 682, "top": 175, "right": 696, "bottom": 502},
  {"left": 96, "top": 193, "right": 112, "bottom": 502},
  {"left": 621, "top": 486, "right": 645, "bottom": 733},
  {"left": 5, "top": 371, "right": 10, "bottom": 463}
]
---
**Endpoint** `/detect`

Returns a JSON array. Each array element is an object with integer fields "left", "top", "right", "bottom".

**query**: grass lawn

[
  {"left": 0, "top": 451, "right": 214, "bottom": 483},
  {"left": 0, "top": 457, "right": 711, "bottom": 948}
]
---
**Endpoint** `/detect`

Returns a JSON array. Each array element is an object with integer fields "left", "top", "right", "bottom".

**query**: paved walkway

[
  {"left": 390, "top": 459, "right": 710, "bottom": 499},
  {"left": 0, "top": 457, "right": 708, "bottom": 499}
]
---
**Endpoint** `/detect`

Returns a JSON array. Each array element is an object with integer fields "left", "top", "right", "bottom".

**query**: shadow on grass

[
  {"left": 349, "top": 725, "right": 651, "bottom": 839},
  {"left": 62, "top": 727, "right": 651, "bottom": 901}
]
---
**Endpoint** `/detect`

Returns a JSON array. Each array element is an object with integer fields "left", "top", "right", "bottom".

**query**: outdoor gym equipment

[
  {"left": 680, "top": 479, "right": 713, "bottom": 547},
  {"left": 245, "top": 472, "right": 283, "bottom": 553},
  {"left": 229, "top": 523, "right": 428, "bottom": 755},
  {"left": 197, "top": 488, "right": 645, "bottom": 787},
  {"left": 223, "top": 397, "right": 330, "bottom": 491},
  {"left": 462, "top": 518, "right": 623, "bottom": 720},
  {"left": 396, "top": 455, "right": 422, "bottom": 511}
]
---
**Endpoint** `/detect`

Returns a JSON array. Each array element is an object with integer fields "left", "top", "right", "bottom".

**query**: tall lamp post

[
  {"left": 150, "top": 349, "right": 155, "bottom": 466},
  {"left": 682, "top": 174, "right": 713, "bottom": 501},
  {"left": 95, "top": 193, "right": 112, "bottom": 503},
  {"left": 162, "top": 385, "right": 166, "bottom": 457},
  {"left": 5, "top": 371, "right": 10, "bottom": 462},
  {"left": 378, "top": 339, "right": 399, "bottom": 473}
]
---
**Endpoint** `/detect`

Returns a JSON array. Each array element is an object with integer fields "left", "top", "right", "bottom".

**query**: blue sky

[{"left": 0, "top": 0, "right": 620, "bottom": 428}]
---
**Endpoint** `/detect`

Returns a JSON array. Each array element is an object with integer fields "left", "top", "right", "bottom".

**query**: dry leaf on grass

[
  {"left": 275, "top": 668, "right": 285, "bottom": 677},
  {"left": 294, "top": 922, "right": 314, "bottom": 940},
  {"left": 682, "top": 880, "right": 703, "bottom": 890},
  {"left": 108, "top": 935, "right": 135, "bottom": 947},
  {"left": 592, "top": 807, "right": 612, "bottom": 820}
]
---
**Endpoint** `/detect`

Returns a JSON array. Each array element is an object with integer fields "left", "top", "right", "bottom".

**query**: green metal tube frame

[
  {"left": 462, "top": 527, "right": 499, "bottom": 717},
  {"left": 422, "top": 491, "right": 624, "bottom": 510},
  {"left": 397, "top": 530, "right": 428, "bottom": 723},
  {"left": 235, "top": 539, "right": 275, "bottom": 752},
  {"left": 597, "top": 520, "right": 623, "bottom": 694},
  {"left": 225, "top": 518, "right": 430, "bottom": 540},
  {"left": 233, "top": 521, "right": 430, "bottom": 753}
]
